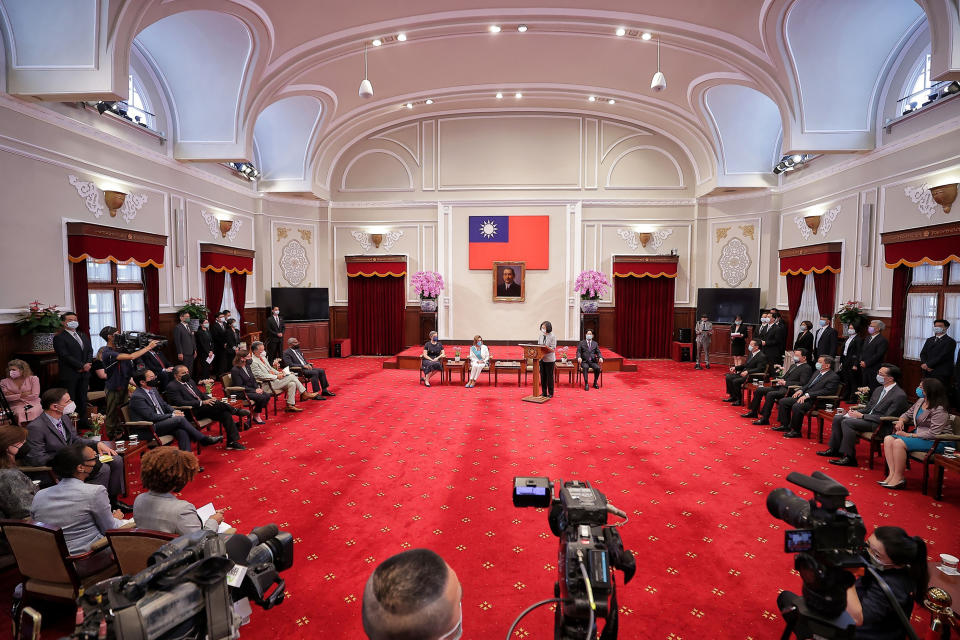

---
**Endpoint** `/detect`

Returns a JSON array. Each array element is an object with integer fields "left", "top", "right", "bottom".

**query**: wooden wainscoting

[
  {"left": 673, "top": 307, "right": 695, "bottom": 341},
  {"left": 285, "top": 321, "right": 329, "bottom": 359},
  {"left": 404, "top": 306, "right": 421, "bottom": 347},
  {"left": 598, "top": 307, "right": 615, "bottom": 349},
  {"left": 330, "top": 306, "right": 348, "bottom": 342},
  {"left": 0, "top": 322, "right": 24, "bottom": 375}
]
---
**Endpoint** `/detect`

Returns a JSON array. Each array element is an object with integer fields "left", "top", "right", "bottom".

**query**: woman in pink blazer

[{"left": 2, "top": 359, "right": 42, "bottom": 424}]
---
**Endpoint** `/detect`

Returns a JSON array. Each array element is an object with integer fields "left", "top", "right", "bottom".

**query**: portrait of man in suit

[{"left": 493, "top": 262, "right": 525, "bottom": 301}]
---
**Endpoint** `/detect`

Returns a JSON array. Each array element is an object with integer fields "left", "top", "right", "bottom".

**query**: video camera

[
  {"left": 114, "top": 331, "right": 168, "bottom": 353},
  {"left": 68, "top": 525, "right": 292, "bottom": 640},
  {"left": 511, "top": 477, "right": 635, "bottom": 640}
]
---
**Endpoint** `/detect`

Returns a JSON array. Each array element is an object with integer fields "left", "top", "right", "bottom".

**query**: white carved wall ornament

[
  {"left": 201, "top": 209, "right": 242, "bottom": 241},
  {"left": 350, "top": 230, "right": 404, "bottom": 252},
  {"left": 794, "top": 215, "right": 812, "bottom": 240},
  {"left": 793, "top": 205, "right": 840, "bottom": 240},
  {"left": 117, "top": 193, "right": 148, "bottom": 223},
  {"left": 904, "top": 183, "right": 938, "bottom": 219},
  {"left": 718, "top": 237, "right": 750, "bottom": 287},
  {"left": 68, "top": 175, "right": 148, "bottom": 223},
  {"left": 279, "top": 240, "right": 308, "bottom": 286},
  {"left": 615, "top": 227, "right": 673, "bottom": 251}
]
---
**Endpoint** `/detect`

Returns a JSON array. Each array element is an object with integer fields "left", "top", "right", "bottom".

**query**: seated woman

[
  {"left": 230, "top": 351, "right": 269, "bottom": 424},
  {"left": 421, "top": 331, "right": 445, "bottom": 387},
  {"left": 844, "top": 526, "right": 928, "bottom": 637},
  {"left": 1, "top": 359, "right": 42, "bottom": 424},
  {"left": 880, "top": 377, "right": 952, "bottom": 489},
  {"left": 466, "top": 335, "right": 490, "bottom": 388},
  {"left": 0, "top": 425, "right": 36, "bottom": 520},
  {"left": 133, "top": 447, "right": 224, "bottom": 535}
]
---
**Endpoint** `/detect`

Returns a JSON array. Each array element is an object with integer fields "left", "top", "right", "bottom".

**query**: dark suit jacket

[
  {"left": 496, "top": 282, "right": 522, "bottom": 297},
  {"left": 135, "top": 350, "right": 174, "bottom": 390},
  {"left": 211, "top": 322, "right": 227, "bottom": 350},
  {"left": 230, "top": 365, "right": 261, "bottom": 394},
  {"left": 266, "top": 316, "right": 285, "bottom": 344},
  {"left": 576, "top": 340, "right": 602, "bottom": 363},
  {"left": 800, "top": 369, "right": 840, "bottom": 398},
  {"left": 920, "top": 335, "right": 958, "bottom": 378},
  {"left": 129, "top": 387, "right": 175, "bottom": 422},
  {"left": 782, "top": 362, "right": 813, "bottom": 387},
  {"left": 859, "top": 384, "right": 910, "bottom": 424},
  {"left": 173, "top": 323, "right": 196, "bottom": 359},
  {"left": 860, "top": 334, "right": 889, "bottom": 370},
  {"left": 163, "top": 379, "right": 209, "bottom": 409},
  {"left": 53, "top": 330, "right": 93, "bottom": 379},
  {"left": 24, "top": 412, "right": 93, "bottom": 466},
  {"left": 794, "top": 331, "right": 813, "bottom": 354},
  {"left": 839, "top": 334, "right": 863, "bottom": 371},
  {"left": 283, "top": 347, "right": 312, "bottom": 369},
  {"left": 736, "top": 351, "right": 768, "bottom": 375},
  {"left": 813, "top": 326, "right": 838, "bottom": 360},
  {"left": 762, "top": 323, "right": 786, "bottom": 360},
  {"left": 196, "top": 328, "right": 213, "bottom": 356},
  {"left": 225, "top": 326, "right": 240, "bottom": 349}
]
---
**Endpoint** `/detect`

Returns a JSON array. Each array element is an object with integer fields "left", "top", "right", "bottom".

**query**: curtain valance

[
  {"left": 66, "top": 222, "right": 166, "bottom": 268},
  {"left": 881, "top": 221, "right": 960, "bottom": 269},
  {"left": 612, "top": 255, "right": 679, "bottom": 278},
  {"left": 200, "top": 243, "right": 255, "bottom": 274},
  {"left": 778, "top": 242, "right": 842, "bottom": 276},
  {"left": 346, "top": 255, "right": 407, "bottom": 278}
]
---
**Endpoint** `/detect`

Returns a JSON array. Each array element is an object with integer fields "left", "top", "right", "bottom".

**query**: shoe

[
  {"left": 592, "top": 383, "right": 599, "bottom": 389},
  {"left": 284, "top": 405, "right": 303, "bottom": 413},
  {"left": 253, "top": 417, "right": 265, "bottom": 425},
  {"left": 771, "top": 425, "right": 790, "bottom": 432},
  {"left": 705, "top": 364, "right": 710, "bottom": 369},
  {"left": 752, "top": 419, "right": 769, "bottom": 426},
  {"left": 740, "top": 411, "right": 758, "bottom": 418},
  {"left": 321, "top": 390, "right": 336, "bottom": 397},
  {"left": 829, "top": 456, "right": 858, "bottom": 467},
  {"left": 783, "top": 431, "right": 802, "bottom": 438},
  {"left": 235, "top": 409, "right": 251, "bottom": 417},
  {"left": 884, "top": 480, "right": 906, "bottom": 490},
  {"left": 112, "top": 499, "right": 134, "bottom": 513},
  {"left": 816, "top": 449, "right": 841, "bottom": 457},
  {"left": 584, "top": 385, "right": 589, "bottom": 391},
  {"left": 731, "top": 401, "right": 744, "bottom": 407},
  {"left": 201, "top": 435, "right": 224, "bottom": 446},
  {"left": 226, "top": 442, "right": 246, "bottom": 451},
  {"left": 302, "top": 391, "right": 319, "bottom": 400},
  {"left": 722, "top": 397, "right": 736, "bottom": 403},
  {"left": 199, "top": 466, "right": 205, "bottom": 473},
  {"left": 694, "top": 365, "right": 702, "bottom": 370},
  {"left": 313, "top": 395, "right": 326, "bottom": 401}
]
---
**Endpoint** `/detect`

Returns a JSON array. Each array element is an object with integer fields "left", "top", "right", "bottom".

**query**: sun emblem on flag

[{"left": 479, "top": 219, "right": 498, "bottom": 239}]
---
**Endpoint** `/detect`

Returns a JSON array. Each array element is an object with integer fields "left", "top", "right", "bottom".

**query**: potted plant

[
  {"left": 574, "top": 270, "right": 612, "bottom": 313},
  {"left": 411, "top": 271, "right": 445, "bottom": 312},
  {"left": 836, "top": 301, "right": 867, "bottom": 332},
  {"left": 82, "top": 412, "right": 105, "bottom": 441},
  {"left": 15, "top": 301, "right": 64, "bottom": 352},
  {"left": 560, "top": 346, "right": 569, "bottom": 363},
  {"left": 177, "top": 297, "right": 209, "bottom": 332},
  {"left": 454, "top": 346, "right": 461, "bottom": 362}
]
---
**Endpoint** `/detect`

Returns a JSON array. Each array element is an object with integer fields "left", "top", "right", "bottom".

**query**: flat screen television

[
  {"left": 696, "top": 288, "right": 761, "bottom": 325},
  {"left": 270, "top": 287, "right": 329, "bottom": 321}
]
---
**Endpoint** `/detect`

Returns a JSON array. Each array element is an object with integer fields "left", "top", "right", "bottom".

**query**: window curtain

[
  {"left": 888, "top": 265, "right": 912, "bottom": 365},
  {"left": 813, "top": 271, "right": 836, "bottom": 324},
  {"left": 229, "top": 272, "right": 246, "bottom": 328},
  {"left": 795, "top": 273, "right": 821, "bottom": 342},
  {"left": 204, "top": 270, "right": 225, "bottom": 324},
  {"left": 142, "top": 266, "right": 160, "bottom": 333},
  {"left": 71, "top": 261, "right": 90, "bottom": 334},
  {"left": 614, "top": 276, "right": 674, "bottom": 358},
  {"left": 786, "top": 273, "right": 805, "bottom": 346},
  {"left": 347, "top": 275, "right": 405, "bottom": 355}
]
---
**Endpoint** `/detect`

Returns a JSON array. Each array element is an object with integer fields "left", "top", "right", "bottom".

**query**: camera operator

[
  {"left": 845, "top": 526, "right": 928, "bottom": 639},
  {"left": 361, "top": 549, "right": 463, "bottom": 640},
  {"left": 100, "top": 326, "right": 160, "bottom": 436}
]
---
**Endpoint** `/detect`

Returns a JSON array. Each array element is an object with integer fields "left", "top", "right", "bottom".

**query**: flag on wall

[{"left": 468, "top": 215, "right": 549, "bottom": 270}]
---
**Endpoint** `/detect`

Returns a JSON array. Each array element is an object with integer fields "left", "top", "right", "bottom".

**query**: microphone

[{"left": 606, "top": 504, "right": 627, "bottom": 519}]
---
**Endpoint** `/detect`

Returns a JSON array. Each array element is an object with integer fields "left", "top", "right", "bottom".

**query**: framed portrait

[{"left": 493, "top": 261, "right": 525, "bottom": 302}]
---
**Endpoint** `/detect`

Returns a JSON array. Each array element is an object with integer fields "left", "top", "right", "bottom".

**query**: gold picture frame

[{"left": 493, "top": 261, "right": 525, "bottom": 302}]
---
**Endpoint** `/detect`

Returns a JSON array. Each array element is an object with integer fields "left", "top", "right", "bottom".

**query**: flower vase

[
  {"left": 580, "top": 298, "right": 599, "bottom": 313},
  {"left": 188, "top": 318, "right": 201, "bottom": 332},
  {"left": 31, "top": 332, "right": 56, "bottom": 352},
  {"left": 420, "top": 298, "right": 438, "bottom": 312}
]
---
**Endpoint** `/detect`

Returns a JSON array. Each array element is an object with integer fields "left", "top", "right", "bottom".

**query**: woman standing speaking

[{"left": 538, "top": 321, "right": 557, "bottom": 399}]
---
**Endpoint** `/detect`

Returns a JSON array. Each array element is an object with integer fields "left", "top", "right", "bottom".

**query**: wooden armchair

[
  {"left": 853, "top": 413, "right": 900, "bottom": 469},
  {"left": 119, "top": 404, "right": 177, "bottom": 449},
  {"left": 221, "top": 373, "right": 267, "bottom": 421},
  {"left": 908, "top": 414, "right": 960, "bottom": 495},
  {"left": 106, "top": 528, "right": 177, "bottom": 575},
  {"left": 803, "top": 382, "right": 847, "bottom": 442}
]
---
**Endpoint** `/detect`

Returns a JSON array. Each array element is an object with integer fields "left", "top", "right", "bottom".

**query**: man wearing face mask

[
  {"left": 577, "top": 331, "right": 604, "bottom": 389},
  {"left": 722, "top": 339, "right": 768, "bottom": 406},
  {"left": 761, "top": 312, "right": 786, "bottom": 367},
  {"left": 919, "top": 318, "right": 956, "bottom": 388},
  {"left": 173, "top": 311, "right": 197, "bottom": 372},
  {"left": 812, "top": 315, "right": 838, "bottom": 362},
  {"left": 774, "top": 355, "right": 840, "bottom": 438},
  {"left": 265, "top": 306, "right": 285, "bottom": 363},
  {"left": 25, "top": 388, "right": 128, "bottom": 508},
  {"left": 693, "top": 315, "right": 712, "bottom": 370},
  {"left": 860, "top": 319, "right": 889, "bottom": 391},
  {"left": 100, "top": 326, "right": 159, "bottom": 436},
  {"left": 129, "top": 370, "right": 222, "bottom": 452},
  {"left": 741, "top": 348, "right": 813, "bottom": 425},
  {"left": 838, "top": 325, "right": 863, "bottom": 402},
  {"left": 53, "top": 312, "right": 94, "bottom": 430},
  {"left": 164, "top": 365, "right": 247, "bottom": 450},
  {"left": 283, "top": 337, "right": 335, "bottom": 398}
]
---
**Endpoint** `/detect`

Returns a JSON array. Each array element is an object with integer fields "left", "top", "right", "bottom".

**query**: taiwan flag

[{"left": 468, "top": 215, "right": 549, "bottom": 270}]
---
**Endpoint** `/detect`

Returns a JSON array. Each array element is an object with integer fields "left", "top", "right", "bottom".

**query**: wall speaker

[
  {"left": 860, "top": 204, "right": 873, "bottom": 267},
  {"left": 174, "top": 207, "right": 186, "bottom": 267}
]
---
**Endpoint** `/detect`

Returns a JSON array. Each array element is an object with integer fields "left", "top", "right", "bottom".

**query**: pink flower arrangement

[
  {"left": 411, "top": 271, "right": 445, "bottom": 299},
  {"left": 574, "top": 270, "right": 611, "bottom": 299}
]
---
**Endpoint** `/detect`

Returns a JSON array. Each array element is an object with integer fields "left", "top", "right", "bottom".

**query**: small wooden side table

[
  {"left": 814, "top": 409, "right": 837, "bottom": 443},
  {"left": 443, "top": 359, "right": 467, "bottom": 385},
  {"left": 554, "top": 361, "right": 576, "bottom": 386},
  {"left": 493, "top": 361, "right": 522, "bottom": 387},
  {"left": 931, "top": 453, "right": 960, "bottom": 500}
]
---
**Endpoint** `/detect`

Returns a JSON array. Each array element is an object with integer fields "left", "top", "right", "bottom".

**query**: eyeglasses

[{"left": 437, "top": 603, "right": 462, "bottom": 640}]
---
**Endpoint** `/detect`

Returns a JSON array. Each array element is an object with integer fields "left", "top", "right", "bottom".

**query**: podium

[{"left": 519, "top": 343, "right": 551, "bottom": 403}]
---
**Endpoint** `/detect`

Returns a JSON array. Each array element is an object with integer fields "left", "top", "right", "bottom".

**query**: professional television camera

[
  {"left": 510, "top": 477, "right": 635, "bottom": 640},
  {"left": 114, "top": 330, "right": 168, "bottom": 353},
  {"left": 767, "top": 471, "right": 917, "bottom": 640},
  {"left": 68, "top": 525, "right": 292, "bottom": 640}
]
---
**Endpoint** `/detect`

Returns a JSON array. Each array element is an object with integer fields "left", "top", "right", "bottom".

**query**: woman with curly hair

[{"left": 132, "top": 447, "right": 223, "bottom": 535}]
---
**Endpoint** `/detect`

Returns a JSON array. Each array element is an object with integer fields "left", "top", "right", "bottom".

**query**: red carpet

[{"left": 6, "top": 358, "right": 959, "bottom": 639}]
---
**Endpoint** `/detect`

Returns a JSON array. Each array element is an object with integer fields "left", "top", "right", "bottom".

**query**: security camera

[{"left": 650, "top": 71, "right": 667, "bottom": 92}]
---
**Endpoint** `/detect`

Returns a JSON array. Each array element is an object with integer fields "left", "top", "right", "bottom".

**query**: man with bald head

[{"left": 362, "top": 548, "right": 462, "bottom": 640}]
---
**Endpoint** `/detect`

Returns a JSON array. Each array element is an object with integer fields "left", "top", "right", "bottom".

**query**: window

[
  {"left": 127, "top": 73, "right": 155, "bottom": 129},
  {"left": 903, "top": 262, "right": 960, "bottom": 360},
  {"left": 794, "top": 272, "right": 820, "bottom": 341},
  {"left": 904, "top": 293, "right": 937, "bottom": 359},
  {"left": 911, "top": 264, "right": 942, "bottom": 284},
  {"left": 951, "top": 262, "right": 960, "bottom": 285},
  {"left": 87, "top": 259, "right": 146, "bottom": 351}
]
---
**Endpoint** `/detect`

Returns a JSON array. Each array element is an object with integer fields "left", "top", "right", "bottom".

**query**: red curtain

[
  {"left": 230, "top": 273, "right": 246, "bottom": 327},
  {"left": 204, "top": 270, "right": 225, "bottom": 324},
  {"left": 786, "top": 274, "right": 805, "bottom": 350},
  {"left": 888, "top": 265, "right": 912, "bottom": 366},
  {"left": 813, "top": 271, "right": 836, "bottom": 322},
  {"left": 71, "top": 261, "right": 90, "bottom": 334},
  {"left": 143, "top": 266, "right": 160, "bottom": 333},
  {"left": 347, "top": 275, "right": 405, "bottom": 355},
  {"left": 614, "top": 276, "right": 674, "bottom": 358}
]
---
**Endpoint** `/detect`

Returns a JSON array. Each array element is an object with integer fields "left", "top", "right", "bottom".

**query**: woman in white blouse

[{"left": 466, "top": 335, "right": 490, "bottom": 388}]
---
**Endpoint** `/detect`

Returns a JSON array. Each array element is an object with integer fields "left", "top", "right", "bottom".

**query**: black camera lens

[{"left": 766, "top": 488, "right": 811, "bottom": 528}]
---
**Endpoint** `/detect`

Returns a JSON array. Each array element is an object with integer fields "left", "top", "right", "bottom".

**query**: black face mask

[{"left": 146, "top": 379, "right": 159, "bottom": 388}]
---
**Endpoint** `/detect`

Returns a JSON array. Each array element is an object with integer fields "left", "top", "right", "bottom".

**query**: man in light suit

[
  {"left": 250, "top": 341, "right": 314, "bottom": 412},
  {"left": 920, "top": 318, "right": 957, "bottom": 388},
  {"left": 774, "top": 355, "right": 840, "bottom": 438},
  {"left": 283, "top": 337, "right": 335, "bottom": 398},
  {"left": 25, "top": 387, "right": 128, "bottom": 508},
  {"left": 812, "top": 315, "right": 838, "bottom": 362},
  {"left": 53, "top": 311, "right": 94, "bottom": 430},
  {"left": 265, "top": 306, "right": 285, "bottom": 363},
  {"left": 860, "top": 319, "right": 889, "bottom": 391},
  {"left": 129, "top": 369, "right": 221, "bottom": 452},
  {"left": 818, "top": 364, "right": 909, "bottom": 467},
  {"left": 577, "top": 330, "right": 603, "bottom": 390},
  {"left": 694, "top": 315, "right": 712, "bottom": 370},
  {"left": 173, "top": 311, "right": 197, "bottom": 372},
  {"left": 723, "top": 339, "right": 768, "bottom": 406},
  {"left": 31, "top": 443, "right": 127, "bottom": 554}
]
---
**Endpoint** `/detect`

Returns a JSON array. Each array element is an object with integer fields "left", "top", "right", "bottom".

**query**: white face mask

[
  {"left": 847, "top": 328, "right": 856, "bottom": 336},
  {"left": 65, "top": 320, "right": 80, "bottom": 330},
  {"left": 792, "top": 356, "right": 800, "bottom": 363},
  {"left": 8, "top": 369, "right": 20, "bottom": 379},
  {"left": 273, "top": 310, "right": 279, "bottom": 316},
  {"left": 867, "top": 326, "right": 876, "bottom": 335},
  {"left": 876, "top": 374, "right": 886, "bottom": 384},
  {"left": 541, "top": 329, "right": 546, "bottom": 335},
  {"left": 586, "top": 334, "right": 593, "bottom": 341},
  {"left": 933, "top": 326, "right": 945, "bottom": 335},
  {"left": 202, "top": 323, "right": 209, "bottom": 329},
  {"left": 761, "top": 318, "right": 769, "bottom": 324},
  {"left": 818, "top": 319, "right": 827, "bottom": 327},
  {"left": 815, "top": 362, "right": 823, "bottom": 371},
  {"left": 61, "top": 401, "right": 77, "bottom": 415}
]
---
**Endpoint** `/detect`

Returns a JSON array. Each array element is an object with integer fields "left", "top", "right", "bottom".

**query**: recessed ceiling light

[
  {"left": 588, "top": 96, "right": 596, "bottom": 102},
  {"left": 405, "top": 103, "right": 413, "bottom": 109},
  {"left": 608, "top": 99, "right": 616, "bottom": 104},
  {"left": 791, "top": 154, "right": 803, "bottom": 162},
  {"left": 489, "top": 25, "right": 501, "bottom": 33},
  {"left": 616, "top": 27, "right": 626, "bottom": 36},
  {"left": 397, "top": 33, "right": 407, "bottom": 42},
  {"left": 515, "top": 92, "right": 522, "bottom": 98},
  {"left": 372, "top": 39, "right": 382, "bottom": 46},
  {"left": 425, "top": 99, "right": 434, "bottom": 105},
  {"left": 517, "top": 24, "right": 528, "bottom": 32},
  {"left": 641, "top": 32, "right": 652, "bottom": 41},
  {"left": 496, "top": 92, "right": 503, "bottom": 99}
]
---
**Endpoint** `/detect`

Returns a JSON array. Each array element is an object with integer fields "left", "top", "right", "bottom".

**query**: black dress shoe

[
  {"left": 592, "top": 383, "right": 599, "bottom": 389},
  {"left": 321, "top": 390, "right": 336, "bottom": 397},
  {"left": 731, "top": 401, "right": 744, "bottom": 407},
  {"left": 722, "top": 397, "right": 736, "bottom": 402},
  {"left": 584, "top": 385, "right": 589, "bottom": 391},
  {"left": 705, "top": 364, "right": 710, "bottom": 369},
  {"left": 313, "top": 395, "right": 326, "bottom": 401},
  {"left": 783, "top": 430, "right": 802, "bottom": 438},
  {"left": 753, "top": 419, "right": 769, "bottom": 426},
  {"left": 226, "top": 442, "right": 246, "bottom": 451},
  {"left": 694, "top": 364, "right": 702, "bottom": 370},
  {"left": 771, "top": 425, "right": 790, "bottom": 432},
  {"left": 199, "top": 466, "right": 205, "bottom": 473},
  {"left": 816, "top": 448, "right": 841, "bottom": 457},
  {"left": 829, "top": 456, "right": 857, "bottom": 467},
  {"left": 202, "top": 435, "right": 224, "bottom": 446},
  {"left": 740, "top": 412, "right": 758, "bottom": 418}
]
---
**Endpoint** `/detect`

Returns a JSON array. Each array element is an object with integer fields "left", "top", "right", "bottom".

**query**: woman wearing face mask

[
  {"left": 844, "top": 526, "right": 928, "bottom": 638},
  {"left": 0, "top": 425, "right": 36, "bottom": 520},
  {"left": 230, "top": 351, "right": 269, "bottom": 424},
  {"left": 879, "top": 378, "right": 952, "bottom": 489},
  {"left": 794, "top": 321, "right": 814, "bottom": 354},
  {"left": 225, "top": 318, "right": 241, "bottom": 365},
  {"left": 537, "top": 321, "right": 557, "bottom": 399},
  {"left": 839, "top": 325, "right": 864, "bottom": 402},
  {"left": 465, "top": 335, "right": 490, "bottom": 388},
  {"left": 194, "top": 319, "right": 214, "bottom": 381},
  {"left": 730, "top": 315, "right": 747, "bottom": 367},
  {"left": 1, "top": 359, "right": 42, "bottom": 424},
  {"left": 421, "top": 331, "right": 445, "bottom": 387}
]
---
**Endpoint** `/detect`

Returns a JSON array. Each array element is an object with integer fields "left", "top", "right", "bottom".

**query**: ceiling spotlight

[
  {"left": 616, "top": 27, "right": 626, "bottom": 36},
  {"left": 397, "top": 33, "right": 407, "bottom": 42},
  {"left": 489, "top": 25, "right": 501, "bottom": 33},
  {"left": 372, "top": 38, "right": 382, "bottom": 46},
  {"left": 650, "top": 38, "right": 667, "bottom": 92},
  {"left": 517, "top": 24, "right": 528, "bottom": 32},
  {"left": 496, "top": 92, "right": 503, "bottom": 99},
  {"left": 425, "top": 99, "right": 434, "bottom": 105},
  {"left": 358, "top": 42, "right": 374, "bottom": 98},
  {"left": 641, "top": 32, "right": 652, "bottom": 40},
  {"left": 588, "top": 95, "right": 596, "bottom": 102},
  {"left": 791, "top": 154, "right": 803, "bottom": 163},
  {"left": 405, "top": 103, "right": 413, "bottom": 109},
  {"left": 515, "top": 92, "right": 522, "bottom": 98},
  {"left": 608, "top": 99, "right": 616, "bottom": 104}
]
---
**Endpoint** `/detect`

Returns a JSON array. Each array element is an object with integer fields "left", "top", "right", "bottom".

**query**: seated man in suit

[
  {"left": 818, "top": 363, "right": 909, "bottom": 467},
  {"left": 577, "top": 331, "right": 603, "bottom": 390},
  {"left": 283, "top": 337, "right": 335, "bottom": 398},
  {"left": 920, "top": 318, "right": 957, "bottom": 388},
  {"left": 249, "top": 341, "right": 315, "bottom": 412},
  {"left": 229, "top": 351, "right": 269, "bottom": 424},
  {"left": 741, "top": 348, "right": 813, "bottom": 425},
  {"left": 25, "top": 387, "right": 128, "bottom": 510},
  {"left": 774, "top": 355, "right": 840, "bottom": 438},
  {"left": 164, "top": 365, "right": 247, "bottom": 451},
  {"left": 129, "top": 369, "right": 222, "bottom": 452},
  {"left": 135, "top": 345, "right": 175, "bottom": 392},
  {"left": 722, "top": 339, "right": 768, "bottom": 407}
]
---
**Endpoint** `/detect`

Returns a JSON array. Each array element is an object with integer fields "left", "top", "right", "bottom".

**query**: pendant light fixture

[
  {"left": 650, "top": 37, "right": 666, "bottom": 92},
  {"left": 358, "top": 41, "right": 374, "bottom": 99}
]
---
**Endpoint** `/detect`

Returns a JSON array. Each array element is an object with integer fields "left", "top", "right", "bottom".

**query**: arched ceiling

[{"left": 1, "top": 0, "right": 956, "bottom": 199}]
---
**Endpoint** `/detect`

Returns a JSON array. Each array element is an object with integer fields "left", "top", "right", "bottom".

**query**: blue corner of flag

[{"left": 469, "top": 216, "right": 510, "bottom": 243}]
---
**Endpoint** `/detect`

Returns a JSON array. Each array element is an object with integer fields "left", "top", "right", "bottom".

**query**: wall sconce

[
  {"left": 103, "top": 190, "right": 127, "bottom": 217},
  {"left": 804, "top": 214, "right": 823, "bottom": 235},
  {"left": 370, "top": 233, "right": 384, "bottom": 248},
  {"left": 218, "top": 218, "right": 234, "bottom": 238},
  {"left": 637, "top": 232, "right": 653, "bottom": 248},
  {"left": 929, "top": 183, "right": 958, "bottom": 213}
]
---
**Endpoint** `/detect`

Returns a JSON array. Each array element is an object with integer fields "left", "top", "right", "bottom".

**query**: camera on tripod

[
  {"left": 114, "top": 331, "right": 168, "bottom": 353},
  {"left": 511, "top": 477, "right": 635, "bottom": 640}
]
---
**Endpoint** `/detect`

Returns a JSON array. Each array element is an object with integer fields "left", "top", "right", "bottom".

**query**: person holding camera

[
  {"left": 100, "top": 326, "right": 160, "bottom": 436},
  {"left": 844, "top": 526, "right": 928, "bottom": 639},
  {"left": 133, "top": 447, "right": 224, "bottom": 535},
  {"left": 879, "top": 377, "right": 952, "bottom": 490},
  {"left": 164, "top": 365, "right": 247, "bottom": 451}
]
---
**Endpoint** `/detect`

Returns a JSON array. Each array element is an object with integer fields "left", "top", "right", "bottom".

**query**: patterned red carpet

[{"left": 7, "top": 358, "right": 960, "bottom": 639}]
